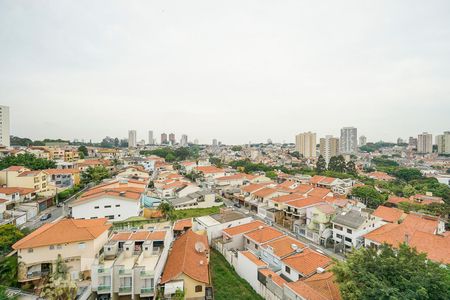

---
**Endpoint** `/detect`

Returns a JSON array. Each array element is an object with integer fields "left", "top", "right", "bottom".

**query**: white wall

[
  {"left": 236, "top": 252, "right": 264, "bottom": 294},
  {"left": 71, "top": 196, "right": 140, "bottom": 221}
]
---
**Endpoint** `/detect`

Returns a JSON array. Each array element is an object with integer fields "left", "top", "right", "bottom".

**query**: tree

[
  {"left": 0, "top": 224, "right": 24, "bottom": 256},
  {"left": 332, "top": 244, "right": 450, "bottom": 300},
  {"left": 393, "top": 168, "right": 423, "bottom": 182},
  {"left": 158, "top": 201, "right": 175, "bottom": 220},
  {"left": 165, "top": 153, "right": 176, "bottom": 162},
  {"left": 231, "top": 146, "right": 243, "bottom": 151},
  {"left": 173, "top": 288, "right": 185, "bottom": 300},
  {"left": 40, "top": 255, "right": 77, "bottom": 300},
  {"left": 345, "top": 161, "right": 357, "bottom": 175},
  {"left": 81, "top": 166, "right": 110, "bottom": 185},
  {"left": 0, "top": 256, "right": 19, "bottom": 287},
  {"left": 265, "top": 171, "right": 277, "bottom": 180},
  {"left": 401, "top": 184, "right": 416, "bottom": 197},
  {"left": 316, "top": 155, "right": 327, "bottom": 174},
  {"left": 290, "top": 151, "right": 301, "bottom": 159},
  {"left": 0, "top": 285, "right": 17, "bottom": 300},
  {"left": 328, "top": 155, "right": 346, "bottom": 173},
  {"left": 0, "top": 153, "right": 56, "bottom": 170},
  {"left": 350, "top": 186, "right": 385, "bottom": 208},
  {"left": 77, "top": 145, "right": 88, "bottom": 157}
]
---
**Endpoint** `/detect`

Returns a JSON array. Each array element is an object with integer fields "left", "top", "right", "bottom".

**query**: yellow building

[
  {"left": 0, "top": 166, "right": 49, "bottom": 194},
  {"left": 160, "top": 230, "right": 211, "bottom": 299},
  {"left": 13, "top": 218, "right": 111, "bottom": 283}
]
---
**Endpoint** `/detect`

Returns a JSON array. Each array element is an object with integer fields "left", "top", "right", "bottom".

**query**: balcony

[
  {"left": 26, "top": 270, "right": 50, "bottom": 280},
  {"left": 119, "top": 286, "right": 132, "bottom": 294},
  {"left": 97, "top": 285, "right": 111, "bottom": 293},
  {"left": 140, "top": 287, "right": 154, "bottom": 295},
  {"left": 118, "top": 269, "right": 132, "bottom": 276},
  {"left": 140, "top": 270, "right": 154, "bottom": 278}
]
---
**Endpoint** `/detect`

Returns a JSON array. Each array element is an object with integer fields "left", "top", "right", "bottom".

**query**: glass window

[
  {"left": 347, "top": 228, "right": 352, "bottom": 234},
  {"left": 195, "top": 285, "right": 202, "bottom": 293},
  {"left": 285, "top": 266, "right": 290, "bottom": 274}
]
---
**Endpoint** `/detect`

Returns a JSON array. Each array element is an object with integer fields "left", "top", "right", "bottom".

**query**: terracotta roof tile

[
  {"left": 244, "top": 226, "right": 284, "bottom": 244},
  {"left": 262, "top": 236, "right": 306, "bottom": 258},
  {"left": 372, "top": 206, "right": 404, "bottom": 223},
  {"left": 222, "top": 220, "right": 265, "bottom": 237},
  {"left": 240, "top": 251, "right": 267, "bottom": 267},
  {"left": 282, "top": 248, "right": 332, "bottom": 276}
]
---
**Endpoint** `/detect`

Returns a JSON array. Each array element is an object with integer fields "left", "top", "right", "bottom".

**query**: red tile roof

[
  {"left": 161, "top": 230, "right": 209, "bottom": 284},
  {"left": 286, "top": 197, "right": 326, "bottom": 209},
  {"left": 173, "top": 218, "right": 193, "bottom": 231},
  {"left": 244, "top": 226, "right": 284, "bottom": 244},
  {"left": 240, "top": 251, "right": 268, "bottom": 267},
  {"left": 372, "top": 206, "right": 404, "bottom": 223},
  {"left": 282, "top": 248, "right": 332, "bottom": 276},
  {"left": 222, "top": 220, "right": 265, "bottom": 237},
  {"left": 262, "top": 236, "right": 306, "bottom": 258},
  {"left": 111, "top": 230, "right": 167, "bottom": 241},
  {"left": 286, "top": 271, "right": 341, "bottom": 300}
]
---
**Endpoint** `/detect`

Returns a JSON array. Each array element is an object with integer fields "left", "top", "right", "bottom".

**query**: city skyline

[{"left": 1, "top": 1, "right": 450, "bottom": 144}]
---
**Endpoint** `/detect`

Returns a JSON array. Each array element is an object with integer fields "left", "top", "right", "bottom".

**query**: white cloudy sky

[{"left": 0, "top": 0, "right": 449, "bottom": 144}]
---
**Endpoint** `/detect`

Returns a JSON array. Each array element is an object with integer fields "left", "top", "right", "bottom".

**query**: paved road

[{"left": 221, "top": 196, "right": 344, "bottom": 261}]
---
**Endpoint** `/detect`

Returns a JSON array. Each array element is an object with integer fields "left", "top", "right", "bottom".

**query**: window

[
  {"left": 195, "top": 285, "right": 202, "bottom": 293},
  {"left": 94, "top": 206, "right": 99, "bottom": 209},
  {"left": 115, "top": 204, "right": 120, "bottom": 207},
  {"left": 28, "top": 248, "right": 33, "bottom": 253},
  {"left": 334, "top": 224, "right": 343, "bottom": 231},
  {"left": 285, "top": 266, "right": 291, "bottom": 274},
  {"left": 57, "top": 245, "right": 62, "bottom": 249},
  {"left": 105, "top": 215, "right": 114, "bottom": 220},
  {"left": 345, "top": 237, "right": 352, "bottom": 243},
  {"left": 336, "top": 234, "right": 343, "bottom": 239},
  {"left": 347, "top": 228, "right": 352, "bottom": 234},
  {"left": 255, "top": 244, "right": 258, "bottom": 250},
  {"left": 49, "top": 245, "right": 55, "bottom": 250},
  {"left": 78, "top": 242, "right": 86, "bottom": 249},
  {"left": 104, "top": 205, "right": 111, "bottom": 208},
  {"left": 246, "top": 239, "right": 250, "bottom": 244}
]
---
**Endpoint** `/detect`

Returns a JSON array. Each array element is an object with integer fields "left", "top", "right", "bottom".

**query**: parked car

[{"left": 40, "top": 213, "right": 52, "bottom": 221}]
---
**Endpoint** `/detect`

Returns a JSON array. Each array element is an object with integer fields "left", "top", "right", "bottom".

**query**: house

[
  {"left": 116, "top": 166, "right": 150, "bottom": 181},
  {"left": 160, "top": 230, "right": 212, "bottom": 300},
  {"left": 332, "top": 209, "right": 384, "bottom": 252},
  {"left": 169, "top": 190, "right": 220, "bottom": 210},
  {"left": 194, "top": 166, "right": 226, "bottom": 180},
  {"left": 281, "top": 248, "right": 333, "bottom": 281},
  {"left": 282, "top": 197, "right": 328, "bottom": 230},
  {"left": 13, "top": 218, "right": 111, "bottom": 283},
  {"left": 69, "top": 186, "right": 144, "bottom": 221},
  {"left": 367, "top": 171, "right": 394, "bottom": 181},
  {"left": 257, "top": 268, "right": 288, "bottom": 300},
  {"left": 283, "top": 270, "right": 341, "bottom": 300},
  {"left": 364, "top": 213, "right": 449, "bottom": 264},
  {"left": 0, "top": 166, "right": 50, "bottom": 194},
  {"left": 194, "top": 209, "right": 253, "bottom": 245},
  {"left": 91, "top": 229, "right": 172, "bottom": 299},
  {"left": 294, "top": 203, "right": 336, "bottom": 246},
  {"left": 243, "top": 226, "right": 285, "bottom": 254},
  {"left": 173, "top": 218, "right": 193, "bottom": 237},
  {"left": 44, "top": 168, "right": 81, "bottom": 188},
  {"left": 235, "top": 251, "right": 268, "bottom": 294},
  {"left": 260, "top": 236, "right": 306, "bottom": 270},
  {"left": 371, "top": 206, "right": 405, "bottom": 223},
  {"left": 215, "top": 220, "right": 266, "bottom": 254}
]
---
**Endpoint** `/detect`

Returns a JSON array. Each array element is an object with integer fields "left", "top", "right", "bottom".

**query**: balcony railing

[
  {"left": 118, "top": 269, "right": 132, "bottom": 276},
  {"left": 26, "top": 270, "right": 50, "bottom": 279},
  {"left": 98, "top": 285, "right": 111, "bottom": 292},
  {"left": 119, "top": 286, "right": 132, "bottom": 294},
  {"left": 140, "top": 270, "right": 154, "bottom": 277},
  {"left": 140, "top": 287, "right": 154, "bottom": 294}
]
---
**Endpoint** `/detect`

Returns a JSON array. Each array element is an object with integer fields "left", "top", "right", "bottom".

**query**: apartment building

[
  {"left": 436, "top": 131, "right": 450, "bottom": 154},
  {"left": 128, "top": 130, "right": 137, "bottom": 148},
  {"left": 417, "top": 132, "right": 433, "bottom": 154},
  {"left": 0, "top": 105, "right": 10, "bottom": 147},
  {"left": 295, "top": 132, "right": 317, "bottom": 158},
  {"left": 13, "top": 218, "right": 110, "bottom": 283},
  {"left": 340, "top": 127, "right": 357, "bottom": 154},
  {"left": 91, "top": 229, "right": 172, "bottom": 300},
  {"left": 0, "top": 166, "right": 49, "bottom": 194},
  {"left": 45, "top": 168, "right": 80, "bottom": 188},
  {"left": 319, "top": 135, "right": 339, "bottom": 164}
]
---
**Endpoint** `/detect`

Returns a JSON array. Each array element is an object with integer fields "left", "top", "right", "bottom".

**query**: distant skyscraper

[
  {"left": 180, "top": 134, "right": 188, "bottom": 147},
  {"left": 436, "top": 132, "right": 450, "bottom": 154},
  {"left": 212, "top": 139, "right": 218, "bottom": 147},
  {"left": 161, "top": 133, "right": 168, "bottom": 144},
  {"left": 408, "top": 137, "right": 418, "bottom": 148},
  {"left": 320, "top": 136, "right": 339, "bottom": 164},
  {"left": 169, "top": 133, "right": 176, "bottom": 145},
  {"left": 358, "top": 135, "right": 366, "bottom": 147},
  {"left": 148, "top": 130, "right": 154, "bottom": 145},
  {"left": 295, "top": 132, "right": 317, "bottom": 158},
  {"left": 267, "top": 138, "right": 273, "bottom": 144},
  {"left": 417, "top": 132, "right": 433, "bottom": 154},
  {"left": 397, "top": 137, "right": 405, "bottom": 145},
  {"left": 128, "top": 130, "right": 137, "bottom": 148},
  {"left": 340, "top": 127, "right": 358, "bottom": 154},
  {"left": 193, "top": 139, "right": 199, "bottom": 145},
  {"left": 0, "top": 105, "right": 10, "bottom": 147}
]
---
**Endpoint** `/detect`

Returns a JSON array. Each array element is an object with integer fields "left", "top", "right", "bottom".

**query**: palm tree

[
  {"left": 158, "top": 201, "right": 175, "bottom": 221},
  {"left": 40, "top": 255, "right": 77, "bottom": 300}
]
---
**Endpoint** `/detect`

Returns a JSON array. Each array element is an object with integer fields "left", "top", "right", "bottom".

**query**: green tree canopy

[
  {"left": 350, "top": 186, "right": 385, "bottom": 208},
  {"left": 40, "top": 255, "right": 77, "bottom": 300},
  {"left": 0, "top": 224, "right": 24, "bottom": 256},
  {"left": 328, "top": 155, "right": 346, "bottom": 173},
  {"left": 81, "top": 166, "right": 110, "bottom": 185},
  {"left": 77, "top": 145, "right": 88, "bottom": 157},
  {"left": 231, "top": 146, "right": 243, "bottom": 151},
  {"left": 332, "top": 244, "right": 450, "bottom": 300},
  {"left": 345, "top": 160, "right": 357, "bottom": 175},
  {"left": 393, "top": 168, "right": 423, "bottom": 182},
  {"left": 316, "top": 155, "right": 327, "bottom": 174},
  {"left": 0, "top": 153, "right": 56, "bottom": 170}
]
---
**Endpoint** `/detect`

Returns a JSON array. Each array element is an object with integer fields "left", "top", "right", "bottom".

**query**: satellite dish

[{"left": 195, "top": 241, "right": 206, "bottom": 253}]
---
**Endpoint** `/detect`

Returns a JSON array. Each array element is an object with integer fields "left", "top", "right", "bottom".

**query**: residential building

[
  {"left": 169, "top": 190, "right": 220, "bottom": 210},
  {"left": 180, "top": 134, "right": 188, "bottom": 147},
  {"left": 340, "top": 127, "right": 357, "bottom": 154},
  {"left": 13, "top": 218, "right": 111, "bottom": 283},
  {"left": 0, "top": 105, "right": 10, "bottom": 147},
  {"left": 161, "top": 133, "right": 168, "bottom": 144},
  {"left": 148, "top": 130, "right": 154, "bottom": 145},
  {"left": 319, "top": 136, "right": 339, "bottom": 164},
  {"left": 408, "top": 136, "right": 418, "bottom": 148},
  {"left": 69, "top": 185, "right": 144, "bottom": 221},
  {"left": 128, "top": 130, "right": 137, "bottom": 148},
  {"left": 160, "top": 230, "right": 212, "bottom": 300},
  {"left": 0, "top": 166, "right": 49, "bottom": 194},
  {"left": 436, "top": 131, "right": 450, "bottom": 154},
  {"left": 283, "top": 270, "right": 341, "bottom": 300},
  {"left": 91, "top": 229, "right": 172, "bottom": 299},
  {"left": 215, "top": 220, "right": 266, "bottom": 254},
  {"left": 45, "top": 168, "right": 81, "bottom": 188},
  {"left": 281, "top": 248, "right": 332, "bottom": 281},
  {"left": 417, "top": 132, "right": 433, "bottom": 153},
  {"left": 359, "top": 135, "right": 367, "bottom": 147},
  {"left": 243, "top": 226, "right": 285, "bottom": 254},
  {"left": 295, "top": 132, "right": 316, "bottom": 158},
  {"left": 169, "top": 133, "right": 176, "bottom": 145}
]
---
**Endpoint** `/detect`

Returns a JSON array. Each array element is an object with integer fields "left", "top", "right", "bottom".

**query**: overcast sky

[{"left": 0, "top": 0, "right": 449, "bottom": 145}]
